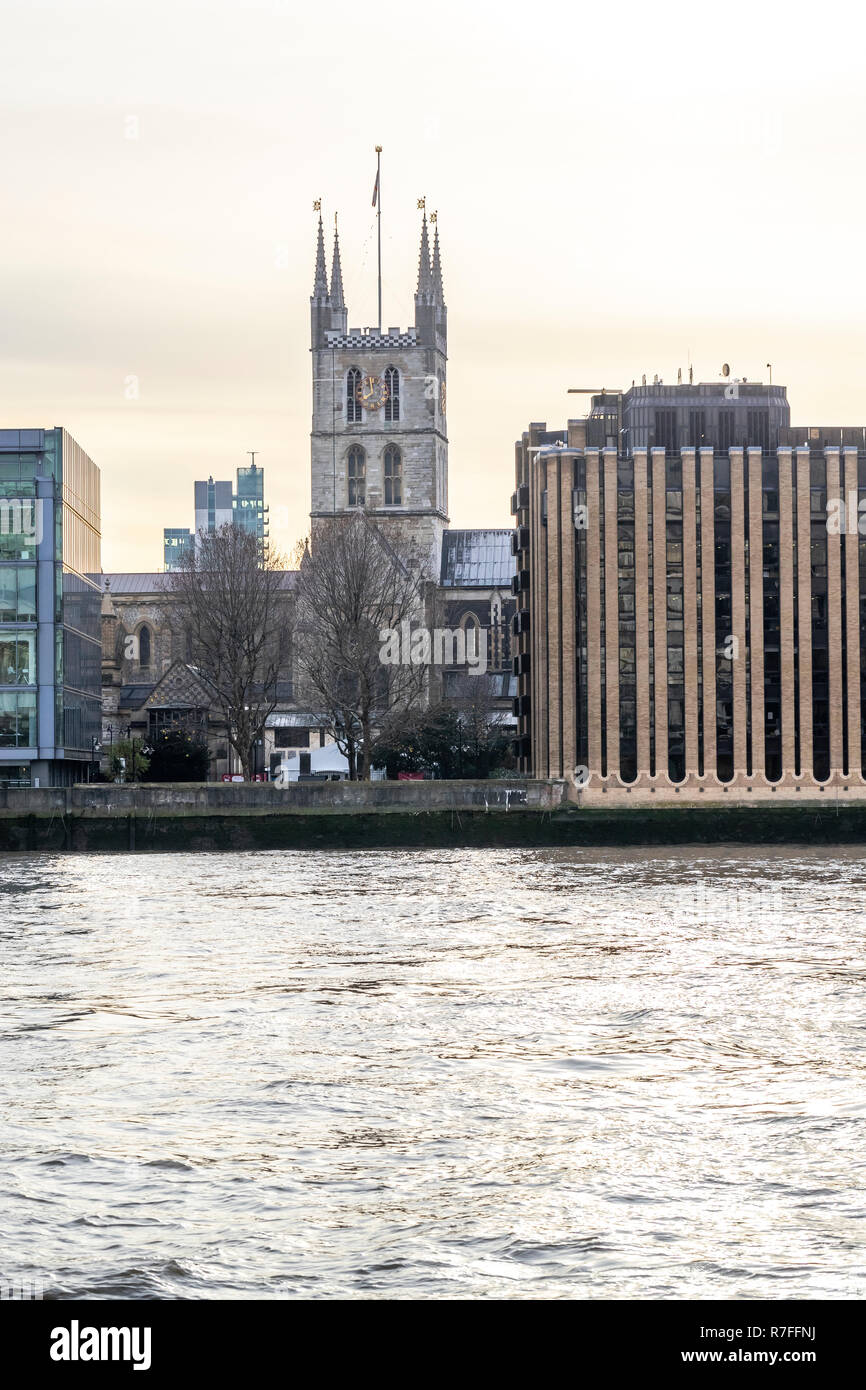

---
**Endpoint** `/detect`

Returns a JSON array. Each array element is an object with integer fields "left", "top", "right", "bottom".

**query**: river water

[{"left": 0, "top": 846, "right": 863, "bottom": 1300}]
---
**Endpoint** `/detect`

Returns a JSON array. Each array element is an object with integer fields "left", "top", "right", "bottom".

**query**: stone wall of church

[{"left": 310, "top": 342, "right": 448, "bottom": 550}]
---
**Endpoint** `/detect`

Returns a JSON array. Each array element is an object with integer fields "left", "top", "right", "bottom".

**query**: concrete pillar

[
  {"left": 651, "top": 448, "right": 668, "bottom": 778},
  {"left": 729, "top": 448, "right": 748, "bottom": 777},
  {"left": 559, "top": 453, "right": 577, "bottom": 779},
  {"left": 795, "top": 447, "right": 813, "bottom": 779},
  {"left": 634, "top": 449, "right": 651, "bottom": 777},
  {"left": 778, "top": 448, "right": 796, "bottom": 778},
  {"left": 586, "top": 450, "right": 603, "bottom": 779},
  {"left": 844, "top": 447, "right": 861, "bottom": 780},
  {"left": 699, "top": 448, "right": 716, "bottom": 778},
  {"left": 747, "top": 447, "right": 765, "bottom": 779},
  {"left": 682, "top": 448, "right": 699, "bottom": 778},
  {"left": 826, "top": 448, "right": 844, "bottom": 776},
  {"left": 546, "top": 456, "right": 562, "bottom": 777},
  {"left": 604, "top": 449, "right": 620, "bottom": 779}
]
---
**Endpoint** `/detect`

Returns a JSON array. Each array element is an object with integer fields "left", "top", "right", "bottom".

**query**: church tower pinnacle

[
  {"left": 414, "top": 209, "right": 446, "bottom": 350},
  {"left": 310, "top": 211, "right": 331, "bottom": 346},
  {"left": 415, "top": 211, "right": 433, "bottom": 304},
  {"left": 431, "top": 220, "right": 445, "bottom": 305},
  {"left": 329, "top": 217, "right": 347, "bottom": 335}
]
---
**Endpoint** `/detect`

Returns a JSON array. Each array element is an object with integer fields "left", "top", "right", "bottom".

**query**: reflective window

[{"left": 0, "top": 630, "right": 35, "bottom": 685}]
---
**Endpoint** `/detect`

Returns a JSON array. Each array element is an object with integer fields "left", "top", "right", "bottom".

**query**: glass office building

[
  {"left": 234, "top": 462, "right": 268, "bottom": 561},
  {"left": 164, "top": 465, "right": 268, "bottom": 568},
  {"left": 163, "top": 527, "right": 194, "bottom": 571},
  {"left": 0, "top": 428, "right": 101, "bottom": 787}
]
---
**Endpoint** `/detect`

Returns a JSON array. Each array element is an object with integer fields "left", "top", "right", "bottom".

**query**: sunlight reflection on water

[{"left": 0, "top": 844, "right": 863, "bottom": 1300}]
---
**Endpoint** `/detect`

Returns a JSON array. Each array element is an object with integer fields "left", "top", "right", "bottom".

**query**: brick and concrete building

[{"left": 513, "top": 381, "right": 866, "bottom": 801}]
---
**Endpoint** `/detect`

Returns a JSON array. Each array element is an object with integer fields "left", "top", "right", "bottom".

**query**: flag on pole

[{"left": 372, "top": 168, "right": 379, "bottom": 207}]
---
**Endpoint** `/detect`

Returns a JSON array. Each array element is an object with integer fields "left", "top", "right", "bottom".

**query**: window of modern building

[
  {"left": 0, "top": 691, "right": 37, "bottom": 747},
  {"left": 0, "top": 630, "right": 35, "bottom": 684},
  {"left": 384, "top": 446, "right": 402, "bottom": 505},
  {"left": 0, "top": 567, "right": 37, "bottom": 623},
  {"left": 654, "top": 409, "right": 678, "bottom": 454},
  {"left": 347, "top": 446, "right": 366, "bottom": 506},
  {"left": 718, "top": 411, "right": 735, "bottom": 453},
  {"left": 384, "top": 366, "right": 400, "bottom": 421},
  {"left": 689, "top": 410, "right": 707, "bottom": 448},
  {"left": 347, "top": 368, "right": 362, "bottom": 423}
]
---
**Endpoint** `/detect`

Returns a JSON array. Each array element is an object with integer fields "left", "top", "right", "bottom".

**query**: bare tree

[
  {"left": 293, "top": 514, "right": 432, "bottom": 779},
  {"left": 170, "top": 526, "right": 291, "bottom": 779},
  {"left": 444, "top": 670, "right": 514, "bottom": 778}
]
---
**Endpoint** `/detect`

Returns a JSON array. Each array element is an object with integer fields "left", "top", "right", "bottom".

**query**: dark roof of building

[{"left": 439, "top": 529, "right": 514, "bottom": 588}]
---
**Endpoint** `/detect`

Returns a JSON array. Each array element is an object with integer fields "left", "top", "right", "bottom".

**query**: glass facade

[
  {"left": 163, "top": 528, "right": 194, "bottom": 571},
  {"left": 234, "top": 464, "right": 268, "bottom": 559},
  {"left": 0, "top": 428, "right": 101, "bottom": 786}
]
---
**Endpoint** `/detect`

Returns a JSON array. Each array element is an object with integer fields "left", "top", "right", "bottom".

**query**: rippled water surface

[{"left": 1, "top": 846, "right": 864, "bottom": 1300}]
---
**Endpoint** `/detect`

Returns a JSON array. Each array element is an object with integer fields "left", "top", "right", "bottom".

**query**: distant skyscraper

[
  {"left": 163, "top": 528, "right": 194, "bottom": 572},
  {"left": 163, "top": 465, "right": 269, "bottom": 569},
  {"left": 234, "top": 462, "right": 268, "bottom": 561}
]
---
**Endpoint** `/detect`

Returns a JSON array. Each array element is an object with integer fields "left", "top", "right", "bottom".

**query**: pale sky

[{"left": 2, "top": 0, "right": 866, "bottom": 572}]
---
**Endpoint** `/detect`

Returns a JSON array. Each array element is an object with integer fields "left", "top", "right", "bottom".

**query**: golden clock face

[
  {"left": 357, "top": 374, "right": 389, "bottom": 411},
  {"left": 439, "top": 379, "right": 447, "bottom": 414}
]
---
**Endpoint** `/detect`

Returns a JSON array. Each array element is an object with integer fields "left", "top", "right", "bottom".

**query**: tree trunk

[{"left": 360, "top": 715, "right": 372, "bottom": 780}]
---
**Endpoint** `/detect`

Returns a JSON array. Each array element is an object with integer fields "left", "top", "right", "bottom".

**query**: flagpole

[{"left": 375, "top": 145, "right": 382, "bottom": 331}]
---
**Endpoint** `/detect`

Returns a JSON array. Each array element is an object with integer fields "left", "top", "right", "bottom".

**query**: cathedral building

[
  {"left": 308, "top": 207, "right": 515, "bottom": 711},
  {"left": 96, "top": 207, "right": 516, "bottom": 779}
]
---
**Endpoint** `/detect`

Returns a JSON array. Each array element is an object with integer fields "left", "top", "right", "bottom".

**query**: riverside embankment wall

[{"left": 2, "top": 780, "right": 866, "bottom": 851}]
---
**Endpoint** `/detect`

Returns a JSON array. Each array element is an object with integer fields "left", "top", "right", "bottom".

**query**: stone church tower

[{"left": 310, "top": 210, "right": 449, "bottom": 574}]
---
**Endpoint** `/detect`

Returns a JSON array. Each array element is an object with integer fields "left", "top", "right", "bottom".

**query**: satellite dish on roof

[{"left": 721, "top": 363, "right": 730, "bottom": 378}]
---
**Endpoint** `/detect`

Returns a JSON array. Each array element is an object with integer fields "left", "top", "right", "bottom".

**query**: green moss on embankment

[{"left": 2, "top": 800, "right": 866, "bottom": 852}]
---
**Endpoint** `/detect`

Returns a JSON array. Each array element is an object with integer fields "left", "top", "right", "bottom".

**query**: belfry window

[
  {"left": 347, "top": 368, "right": 361, "bottom": 423},
  {"left": 348, "top": 447, "right": 366, "bottom": 506},
  {"left": 384, "top": 366, "right": 400, "bottom": 422},
  {"left": 384, "top": 446, "right": 402, "bottom": 505}
]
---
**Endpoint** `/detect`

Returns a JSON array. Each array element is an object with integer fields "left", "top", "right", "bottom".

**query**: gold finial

[
  {"left": 313, "top": 199, "right": 321, "bottom": 212},
  {"left": 375, "top": 144, "right": 382, "bottom": 153},
  {"left": 417, "top": 197, "right": 425, "bottom": 210},
  {"left": 430, "top": 210, "right": 437, "bottom": 224}
]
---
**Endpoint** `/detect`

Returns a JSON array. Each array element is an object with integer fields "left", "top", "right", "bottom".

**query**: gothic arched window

[
  {"left": 347, "top": 368, "right": 361, "bottom": 423},
  {"left": 138, "top": 624, "right": 151, "bottom": 667},
  {"left": 347, "top": 447, "right": 366, "bottom": 506},
  {"left": 384, "top": 366, "right": 400, "bottom": 421},
  {"left": 383, "top": 446, "right": 402, "bottom": 506}
]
